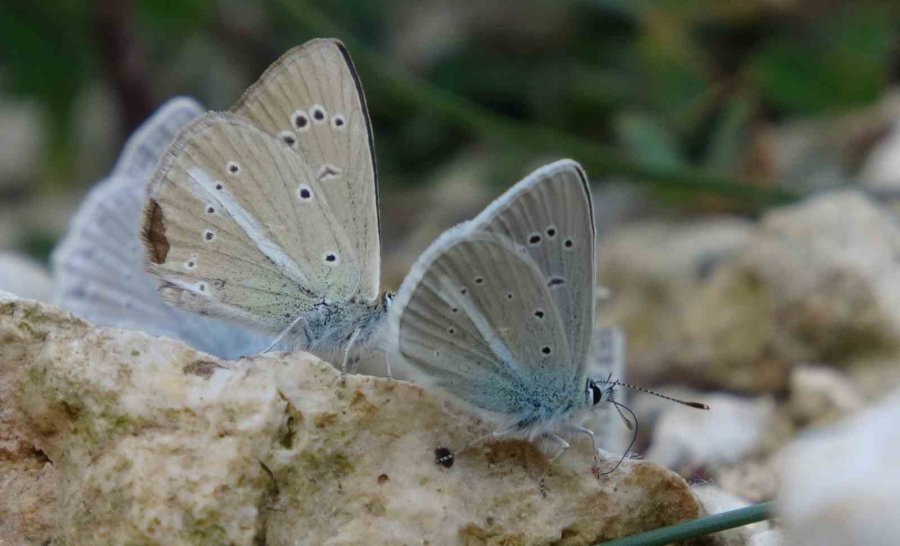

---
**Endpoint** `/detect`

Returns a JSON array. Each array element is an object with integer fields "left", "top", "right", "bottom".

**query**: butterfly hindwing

[
  {"left": 144, "top": 112, "right": 364, "bottom": 332},
  {"left": 232, "top": 38, "right": 380, "bottom": 301},
  {"left": 396, "top": 229, "right": 573, "bottom": 416}
]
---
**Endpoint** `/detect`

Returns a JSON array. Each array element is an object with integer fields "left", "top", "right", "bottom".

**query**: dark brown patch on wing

[{"left": 144, "top": 199, "right": 170, "bottom": 264}]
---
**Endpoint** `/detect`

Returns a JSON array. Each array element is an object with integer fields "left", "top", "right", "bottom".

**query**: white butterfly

[
  {"left": 141, "top": 39, "right": 390, "bottom": 370},
  {"left": 53, "top": 98, "right": 271, "bottom": 359},
  {"left": 389, "top": 159, "right": 629, "bottom": 475}
]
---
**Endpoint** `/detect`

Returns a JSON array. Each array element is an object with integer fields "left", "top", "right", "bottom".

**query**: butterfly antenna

[
  {"left": 607, "top": 389, "right": 634, "bottom": 430},
  {"left": 607, "top": 380, "right": 709, "bottom": 410},
  {"left": 598, "top": 400, "right": 638, "bottom": 476}
]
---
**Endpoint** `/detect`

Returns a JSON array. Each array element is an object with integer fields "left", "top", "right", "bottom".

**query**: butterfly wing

[
  {"left": 468, "top": 159, "right": 596, "bottom": 378},
  {"left": 393, "top": 228, "right": 574, "bottom": 417},
  {"left": 52, "top": 98, "right": 269, "bottom": 359},
  {"left": 392, "top": 160, "right": 595, "bottom": 419},
  {"left": 144, "top": 112, "right": 367, "bottom": 333},
  {"left": 232, "top": 38, "right": 380, "bottom": 301}
]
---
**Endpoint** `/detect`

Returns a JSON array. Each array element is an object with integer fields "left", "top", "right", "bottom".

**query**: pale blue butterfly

[
  {"left": 52, "top": 97, "right": 271, "bottom": 359},
  {"left": 140, "top": 39, "right": 391, "bottom": 371},
  {"left": 389, "top": 160, "right": 705, "bottom": 481}
]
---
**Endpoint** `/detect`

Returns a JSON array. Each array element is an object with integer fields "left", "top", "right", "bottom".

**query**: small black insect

[{"left": 434, "top": 447, "right": 455, "bottom": 468}]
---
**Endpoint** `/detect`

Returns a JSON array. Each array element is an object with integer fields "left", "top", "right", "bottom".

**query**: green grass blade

[{"left": 597, "top": 501, "right": 774, "bottom": 546}]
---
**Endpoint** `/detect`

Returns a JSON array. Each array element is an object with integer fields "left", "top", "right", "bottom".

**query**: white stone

[
  {"left": 680, "top": 191, "right": 900, "bottom": 391},
  {"left": 646, "top": 393, "right": 777, "bottom": 471},
  {"left": 0, "top": 295, "right": 709, "bottom": 545},
  {"left": 778, "top": 389, "right": 900, "bottom": 546},
  {"left": 789, "top": 364, "right": 864, "bottom": 425}
]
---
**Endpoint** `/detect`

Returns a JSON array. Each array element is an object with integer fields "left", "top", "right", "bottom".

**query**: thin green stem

[
  {"left": 597, "top": 502, "right": 774, "bottom": 546},
  {"left": 270, "top": 0, "right": 802, "bottom": 208}
]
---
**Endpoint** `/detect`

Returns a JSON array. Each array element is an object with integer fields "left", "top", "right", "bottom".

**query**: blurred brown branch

[{"left": 92, "top": 0, "right": 153, "bottom": 135}]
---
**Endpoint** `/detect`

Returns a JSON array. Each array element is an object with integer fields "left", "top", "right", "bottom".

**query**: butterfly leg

[
  {"left": 264, "top": 315, "right": 308, "bottom": 353},
  {"left": 568, "top": 425, "right": 602, "bottom": 478},
  {"left": 437, "top": 424, "right": 518, "bottom": 467},
  {"left": 539, "top": 433, "right": 570, "bottom": 498},
  {"left": 340, "top": 328, "right": 362, "bottom": 379}
]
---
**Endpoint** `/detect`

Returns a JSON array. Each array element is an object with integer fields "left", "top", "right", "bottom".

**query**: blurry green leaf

[
  {"left": 135, "top": 0, "right": 210, "bottom": 35},
  {"left": 634, "top": 7, "right": 710, "bottom": 132},
  {"left": 0, "top": 2, "right": 92, "bottom": 138},
  {"left": 17, "top": 228, "right": 58, "bottom": 265},
  {"left": 616, "top": 111, "right": 685, "bottom": 168},
  {"left": 752, "top": 8, "right": 891, "bottom": 116},
  {"left": 705, "top": 93, "right": 752, "bottom": 172}
]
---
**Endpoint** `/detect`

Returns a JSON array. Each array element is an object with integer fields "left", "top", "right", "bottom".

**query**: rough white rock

[
  {"left": 777, "top": 389, "right": 900, "bottom": 546},
  {"left": 599, "top": 218, "right": 753, "bottom": 383},
  {"left": 645, "top": 393, "right": 779, "bottom": 472},
  {"left": 788, "top": 364, "right": 865, "bottom": 426},
  {"left": 602, "top": 190, "right": 900, "bottom": 392},
  {"left": 0, "top": 295, "right": 712, "bottom": 545}
]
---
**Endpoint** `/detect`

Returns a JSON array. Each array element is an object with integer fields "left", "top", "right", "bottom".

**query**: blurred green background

[{"left": 0, "top": 0, "right": 897, "bottom": 276}]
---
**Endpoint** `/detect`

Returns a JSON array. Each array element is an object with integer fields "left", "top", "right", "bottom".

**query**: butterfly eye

[
  {"left": 297, "top": 185, "right": 314, "bottom": 201},
  {"left": 203, "top": 229, "right": 216, "bottom": 242},
  {"left": 590, "top": 383, "right": 604, "bottom": 405},
  {"left": 226, "top": 161, "right": 240, "bottom": 175},
  {"left": 548, "top": 277, "right": 565, "bottom": 288},
  {"left": 546, "top": 227, "right": 557, "bottom": 238},
  {"left": 564, "top": 239, "right": 574, "bottom": 249},
  {"left": 323, "top": 252, "right": 339, "bottom": 265},
  {"left": 331, "top": 114, "right": 346, "bottom": 129},
  {"left": 541, "top": 346, "right": 552, "bottom": 355},
  {"left": 534, "top": 310, "right": 545, "bottom": 319},
  {"left": 528, "top": 234, "right": 541, "bottom": 245}
]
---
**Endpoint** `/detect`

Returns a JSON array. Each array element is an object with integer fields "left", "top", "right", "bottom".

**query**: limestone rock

[
  {"left": 788, "top": 364, "right": 864, "bottom": 426},
  {"left": 678, "top": 190, "right": 900, "bottom": 391},
  {"left": 0, "top": 295, "right": 710, "bottom": 545},
  {"left": 645, "top": 394, "right": 780, "bottom": 473},
  {"left": 599, "top": 218, "right": 753, "bottom": 383},
  {"left": 777, "top": 389, "right": 900, "bottom": 546},
  {"left": 605, "top": 191, "right": 900, "bottom": 392}
]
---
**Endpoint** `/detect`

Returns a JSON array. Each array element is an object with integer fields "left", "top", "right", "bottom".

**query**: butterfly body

[{"left": 288, "top": 293, "right": 391, "bottom": 358}]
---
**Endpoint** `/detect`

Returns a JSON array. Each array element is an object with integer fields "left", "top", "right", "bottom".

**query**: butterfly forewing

[
  {"left": 397, "top": 231, "right": 574, "bottom": 415},
  {"left": 470, "top": 160, "right": 595, "bottom": 377},
  {"left": 232, "top": 38, "right": 380, "bottom": 301},
  {"left": 144, "top": 113, "right": 363, "bottom": 331}
]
